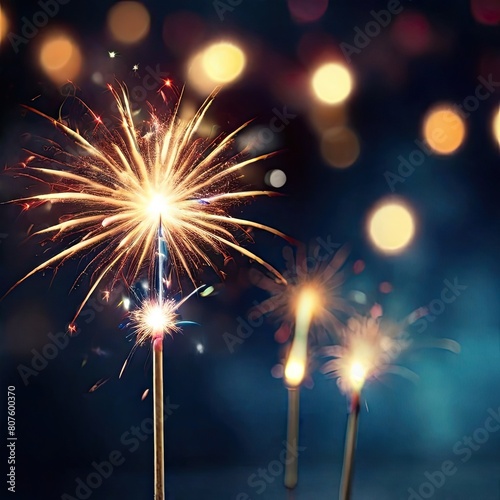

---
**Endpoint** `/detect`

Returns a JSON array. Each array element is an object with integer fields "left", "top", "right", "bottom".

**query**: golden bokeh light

[
  {"left": 309, "top": 102, "right": 347, "bottom": 132},
  {"left": 39, "top": 34, "right": 83, "bottom": 84},
  {"left": 284, "top": 359, "right": 306, "bottom": 387},
  {"left": 108, "top": 1, "right": 150, "bottom": 45},
  {"left": 367, "top": 199, "right": 416, "bottom": 254},
  {"left": 312, "top": 62, "right": 353, "bottom": 105},
  {"left": 0, "top": 6, "right": 8, "bottom": 44},
  {"left": 202, "top": 42, "right": 246, "bottom": 83},
  {"left": 321, "top": 126, "right": 360, "bottom": 168},
  {"left": 492, "top": 106, "right": 500, "bottom": 146},
  {"left": 423, "top": 105, "right": 466, "bottom": 155}
]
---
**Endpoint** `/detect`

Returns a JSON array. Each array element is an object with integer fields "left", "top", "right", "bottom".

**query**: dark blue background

[{"left": 0, "top": 1, "right": 499, "bottom": 499}]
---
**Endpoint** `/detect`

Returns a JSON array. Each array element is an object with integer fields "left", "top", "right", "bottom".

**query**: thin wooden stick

[
  {"left": 153, "top": 339, "right": 164, "bottom": 500},
  {"left": 340, "top": 392, "right": 360, "bottom": 500},
  {"left": 284, "top": 387, "right": 300, "bottom": 489}
]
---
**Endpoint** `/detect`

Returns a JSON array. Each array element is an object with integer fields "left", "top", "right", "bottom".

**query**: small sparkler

[
  {"left": 322, "top": 313, "right": 460, "bottom": 500},
  {"left": 250, "top": 244, "right": 349, "bottom": 489}
]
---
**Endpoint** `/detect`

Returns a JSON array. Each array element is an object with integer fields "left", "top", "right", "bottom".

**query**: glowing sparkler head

[
  {"left": 130, "top": 299, "right": 180, "bottom": 346},
  {"left": 296, "top": 286, "right": 321, "bottom": 318},
  {"left": 250, "top": 244, "right": 350, "bottom": 345},
  {"left": 147, "top": 193, "right": 170, "bottom": 220},
  {"left": 349, "top": 361, "right": 368, "bottom": 392},
  {"left": 322, "top": 315, "right": 406, "bottom": 395},
  {"left": 284, "top": 359, "right": 306, "bottom": 387}
]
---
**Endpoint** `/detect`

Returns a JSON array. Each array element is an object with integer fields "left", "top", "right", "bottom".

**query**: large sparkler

[
  {"left": 7, "top": 85, "right": 291, "bottom": 500},
  {"left": 8, "top": 85, "right": 289, "bottom": 322}
]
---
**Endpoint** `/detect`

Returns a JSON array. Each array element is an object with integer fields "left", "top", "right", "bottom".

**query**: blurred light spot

[
  {"left": 202, "top": 42, "right": 246, "bottom": 83},
  {"left": 312, "top": 62, "right": 353, "bottom": 105},
  {"left": 367, "top": 199, "right": 416, "bottom": 254},
  {"left": 108, "top": 1, "right": 150, "bottom": 44},
  {"left": 423, "top": 105, "right": 466, "bottom": 155},
  {"left": 271, "top": 363, "right": 284, "bottom": 379},
  {"left": 141, "top": 389, "right": 150, "bottom": 400},
  {"left": 108, "top": 51, "right": 117, "bottom": 58},
  {"left": 321, "top": 126, "right": 360, "bottom": 168},
  {"left": 265, "top": 169, "right": 287, "bottom": 188},
  {"left": 275, "top": 323, "right": 291, "bottom": 344},
  {"left": 288, "top": 0, "right": 328, "bottom": 23},
  {"left": 0, "top": 6, "right": 8, "bottom": 44},
  {"left": 379, "top": 281, "right": 393, "bottom": 294},
  {"left": 392, "top": 11, "right": 432, "bottom": 56},
  {"left": 353, "top": 259, "right": 365, "bottom": 274},
  {"left": 350, "top": 290, "right": 367, "bottom": 305},
  {"left": 492, "top": 106, "right": 500, "bottom": 146},
  {"left": 196, "top": 343, "right": 204, "bottom": 354},
  {"left": 471, "top": 0, "right": 500, "bottom": 25},
  {"left": 39, "top": 33, "right": 82, "bottom": 84},
  {"left": 200, "top": 285, "right": 215, "bottom": 297},
  {"left": 92, "top": 72, "right": 104, "bottom": 85},
  {"left": 309, "top": 102, "right": 346, "bottom": 132},
  {"left": 163, "top": 11, "right": 205, "bottom": 56},
  {"left": 123, "top": 297, "right": 131, "bottom": 310},
  {"left": 370, "top": 303, "right": 383, "bottom": 318}
]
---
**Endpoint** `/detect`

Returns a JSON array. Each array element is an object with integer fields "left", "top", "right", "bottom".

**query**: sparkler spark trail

[
  {"left": 322, "top": 313, "right": 460, "bottom": 395},
  {"left": 7, "top": 85, "right": 291, "bottom": 322},
  {"left": 250, "top": 244, "right": 351, "bottom": 343}
]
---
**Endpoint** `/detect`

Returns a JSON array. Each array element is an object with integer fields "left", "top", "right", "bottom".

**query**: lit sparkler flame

[
  {"left": 7, "top": 85, "right": 290, "bottom": 322},
  {"left": 322, "top": 314, "right": 460, "bottom": 395}
]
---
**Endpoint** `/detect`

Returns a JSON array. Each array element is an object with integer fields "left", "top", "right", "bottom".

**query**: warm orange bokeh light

[
  {"left": 321, "top": 126, "right": 360, "bottom": 168},
  {"left": 39, "top": 34, "right": 82, "bottom": 84},
  {"left": 0, "top": 7, "right": 8, "bottom": 44},
  {"left": 423, "top": 105, "right": 466, "bottom": 155},
  {"left": 108, "top": 1, "right": 150, "bottom": 44},
  {"left": 492, "top": 106, "right": 500, "bottom": 147},
  {"left": 187, "top": 41, "right": 246, "bottom": 95}
]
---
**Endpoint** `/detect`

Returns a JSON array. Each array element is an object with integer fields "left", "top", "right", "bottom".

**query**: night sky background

[{"left": 1, "top": 1, "right": 500, "bottom": 499}]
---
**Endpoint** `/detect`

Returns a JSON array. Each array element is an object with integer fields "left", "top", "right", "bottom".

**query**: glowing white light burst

[
  {"left": 8, "top": 85, "right": 290, "bottom": 322},
  {"left": 322, "top": 314, "right": 460, "bottom": 395},
  {"left": 130, "top": 299, "right": 181, "bottom": 346}
]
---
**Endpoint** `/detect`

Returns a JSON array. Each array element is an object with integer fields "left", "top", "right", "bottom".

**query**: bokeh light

[
  {"left": 423, "top": 105, "right": 466, "bottom": 155},
  {"left": 311, "top": 62, "right": 353, "bottom": 105},
  {"left": 492, "top": 106, "right": 500, "bottom": 146},
  {"left": 39, "top": 33, "right": 83, "bottom": 85},
  {"left": 265, "top": 169, "right": 287, "bottom": 188},
  {"left": 391, "top": 11, "right": 432, "bottom": 56},
  {"left": 202, "top": 42, "right": 246, "bottom": 83},
  {"left": 471, "top": 0, "right": 500, "bottom": 25},
  {"left": 321, "top": 126, "right": 360, "bottom": 168},
  {"left": 108, "top": 1, "right": 150, "bottom": 45},
  {"left": 0, "top": 6, "right": 8, "bottom": 44},
  {"left": 187, "top": 42, "right": 246, "bottom": 94},
  {"left": 309, "top": 102, "right": 346, "bottom": 132},
  {"left": 288, "top": 0, "right": 328, "bottom": 23},
  {"left": 367, "top": 199, "right": 416, "bottom": 254}
]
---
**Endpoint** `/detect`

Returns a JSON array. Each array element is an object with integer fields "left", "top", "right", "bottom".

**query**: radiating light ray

[
  {"left": 322, "top": 313, "right": 459, "bottom": 395},
  {"left": 250, "top": 243, "right": 351, "bottom": 343},
  {"left": 6, "top": 85, "right": 291, "bottom": 323}
]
